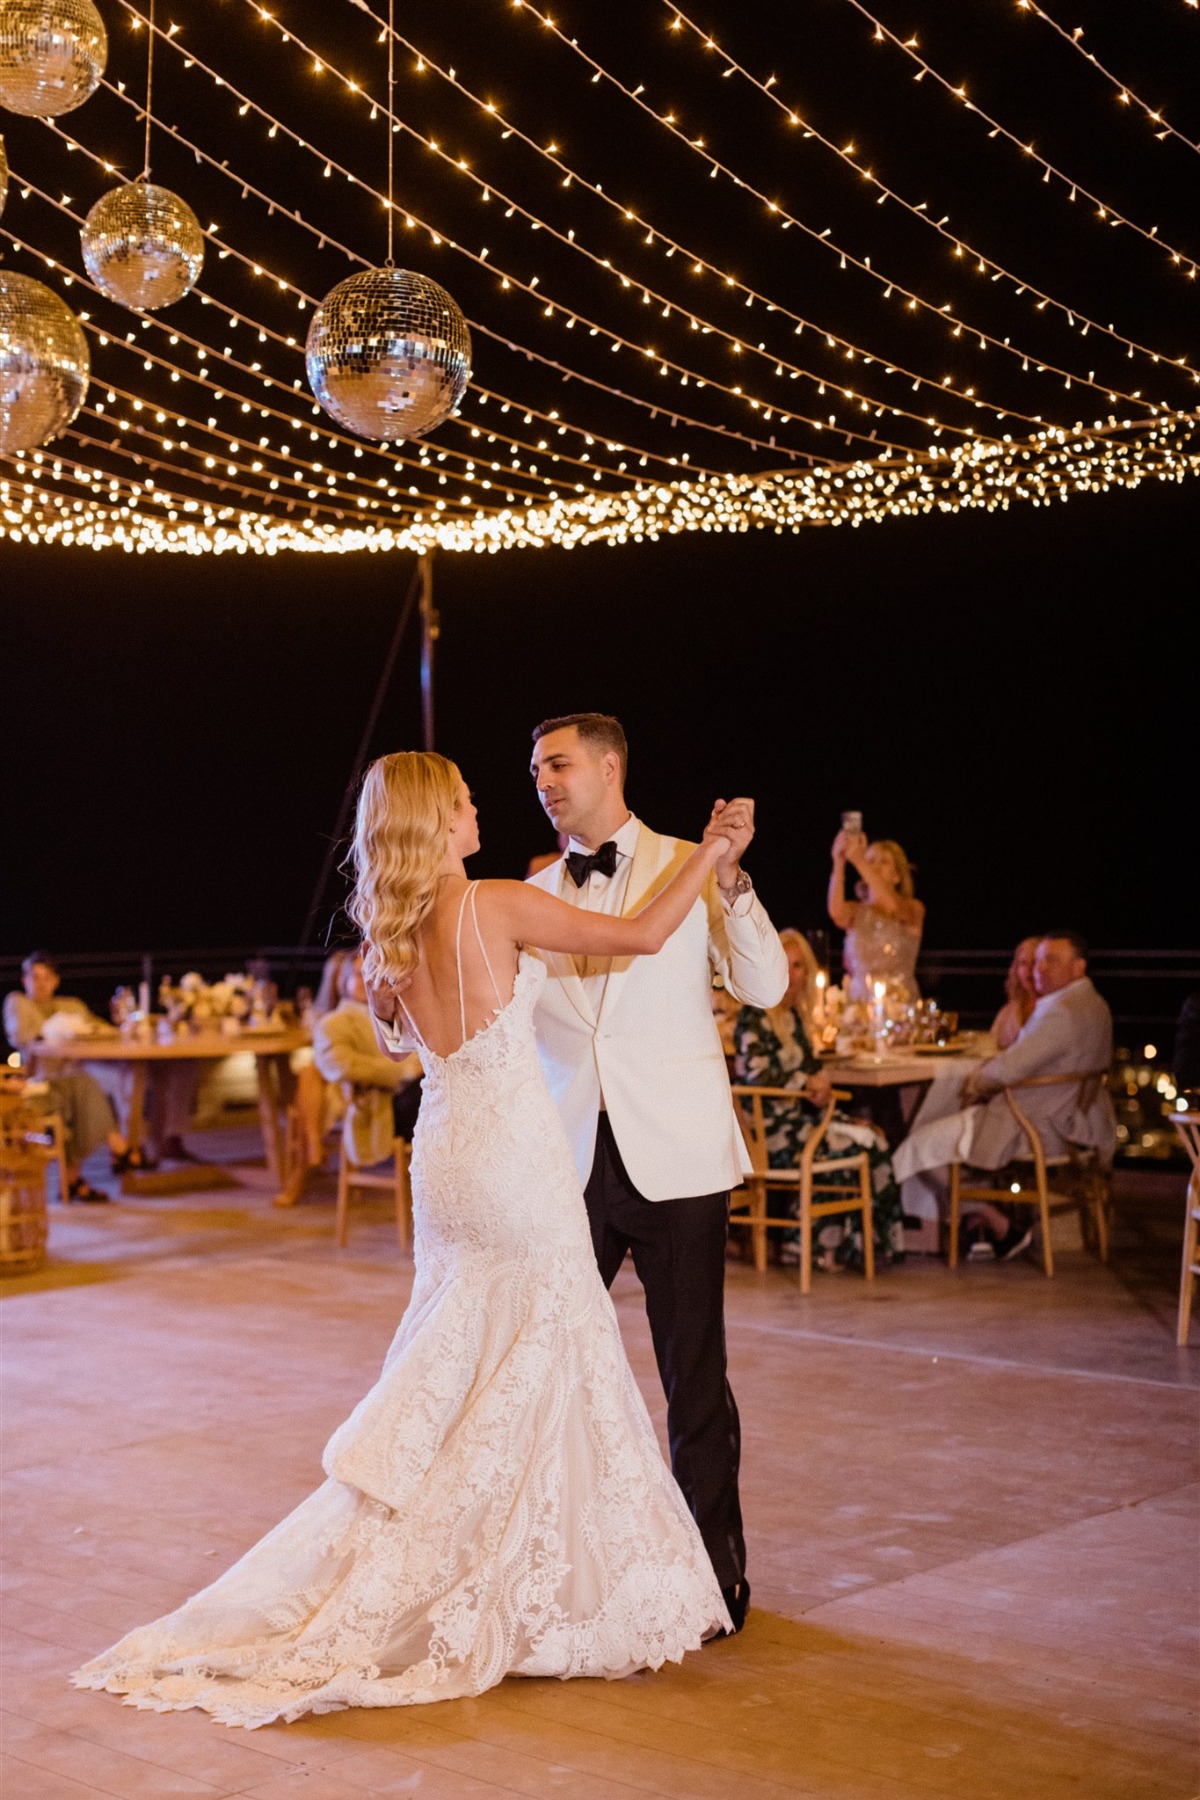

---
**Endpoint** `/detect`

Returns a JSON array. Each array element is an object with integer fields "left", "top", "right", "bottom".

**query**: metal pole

[
  {"left": 419, "top": 548, "right": 438, "bottom": 751},
  {"left": 298, "top": 557, "right": 423, "bottom": 945}
]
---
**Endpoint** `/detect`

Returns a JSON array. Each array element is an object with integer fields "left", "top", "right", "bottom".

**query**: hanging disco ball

[
  {"left": 0, "top": 270, "right": 89, "bottom": 453},
  {"left": 0, "top": 0, "right": 107, "bottom": 118},
  {"left": 81, "top": 181, "right": 205, "bottom": 310},
  {"left": 0, "top": 133, "right": 8, "bottom": 218},
  {"left": 306, "top": 267, "right": 471, "bottom": 441}
]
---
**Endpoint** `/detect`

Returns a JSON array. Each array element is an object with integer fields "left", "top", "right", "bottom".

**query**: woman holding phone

[{"left": 827, "top": 819, "right": 925, "bottom": 1002}]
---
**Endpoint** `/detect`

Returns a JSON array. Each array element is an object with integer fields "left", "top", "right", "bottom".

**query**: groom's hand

[
  {"left": 366, "top": 976, "right": 404, "bottom": 1025},
  {"left": 706, "top": 797, "right": 755, "bottom": 887}
]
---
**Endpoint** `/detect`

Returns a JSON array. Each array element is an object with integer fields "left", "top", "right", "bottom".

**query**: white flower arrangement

[{"left": 157, "top": 973, "right": 280, "bottom": 1032}]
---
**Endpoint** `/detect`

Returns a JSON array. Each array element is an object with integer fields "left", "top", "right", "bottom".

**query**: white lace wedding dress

[{"left": 72, "top": 887, "right": 729, "bottom": 1729}]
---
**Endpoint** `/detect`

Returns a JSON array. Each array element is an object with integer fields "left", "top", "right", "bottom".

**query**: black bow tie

[{"left": 565, "top": 841, "right": 619, "bottom": 887}]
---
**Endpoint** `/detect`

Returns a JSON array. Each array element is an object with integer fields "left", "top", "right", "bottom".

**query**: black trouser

[{"left": 584, "top": 1112, "right": 745, "bottom": 1591}]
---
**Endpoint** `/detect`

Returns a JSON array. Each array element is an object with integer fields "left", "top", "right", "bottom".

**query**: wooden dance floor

[{"left": 2, "top": 1134, "right": 1197, "bottom": 1800}]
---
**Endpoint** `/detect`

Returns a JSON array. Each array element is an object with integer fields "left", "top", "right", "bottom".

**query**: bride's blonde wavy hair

[{"left": 348, "top": 750, "right": 463, "bottom": 988}]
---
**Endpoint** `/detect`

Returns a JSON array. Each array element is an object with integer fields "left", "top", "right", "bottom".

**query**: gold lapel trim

[{"left": 595, "top": 828, "right": 694, "bottom": 1023}]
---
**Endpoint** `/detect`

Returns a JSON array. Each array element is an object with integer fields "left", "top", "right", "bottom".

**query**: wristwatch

[{"left": 718, "top": 868, "right": 753, "bottom": 902}]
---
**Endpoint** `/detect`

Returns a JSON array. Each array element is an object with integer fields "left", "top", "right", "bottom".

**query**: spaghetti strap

[
  {"left": 468, "top": 882, "right": 504, "bottom": 1009},
  {"left": 453, "top": 883, "right": 474, "bottom": 1047},
  {"left": 394, "top": 994, "right": 425, "bottom": 1052}
]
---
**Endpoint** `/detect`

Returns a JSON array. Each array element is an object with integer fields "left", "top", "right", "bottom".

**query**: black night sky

[{"left": 3, "top": 0, "right": 1196, "bottom": 963}]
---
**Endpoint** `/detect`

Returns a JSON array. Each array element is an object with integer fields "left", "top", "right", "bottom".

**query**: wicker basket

[
  {"left": 0, "top": 1153, "right": 49, "bottom": 1273},
  {"left": 0, "top": 1096, "right": 51, "bottom": 1274}
]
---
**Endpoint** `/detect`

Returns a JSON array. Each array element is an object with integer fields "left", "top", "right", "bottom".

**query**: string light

[
  {"left": 830, "top": 0, "right": 1200, "bottom": 255},
  {"left": 1014, "top": 0, "right": 1200, "bottom": 157},
  {"left": 5, "top": 413, "right": 1198, "bottom": 555},
  {"left": 663, "top": 3, "right": 1200, "bottom": 329},
  {"left": 498, "top": 1, "right": 1200, "bottom": 396},
  {"left": 10, "top": 156, "right": 662, "bottom": 504},
  {"left": 357, "top": 0, "right": 1186, "bottom": 419},
  {"left": 4, "top": 1, "right": 1197, "bottom": 557},
  {"left": 248, "top": 0, "right": 1056, "bottom": 443},
  {"left": 4, "top": 203, "right": 519, "bottom": 516},
  {"left": 99, "top": 15, "right": 822, "bottom": 462}
]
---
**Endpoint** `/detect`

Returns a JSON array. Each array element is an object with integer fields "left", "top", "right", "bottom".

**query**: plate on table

[{"left": 909, "top": 1041, "right": 970, "bottom": 1056}]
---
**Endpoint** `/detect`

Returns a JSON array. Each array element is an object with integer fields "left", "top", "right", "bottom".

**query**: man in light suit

[
  {"left": 527, "top": 713, "right": 788, "bottom": 1633},
  {"left": 894, "top": 932, "right": 1116, "bottom": 1257}
]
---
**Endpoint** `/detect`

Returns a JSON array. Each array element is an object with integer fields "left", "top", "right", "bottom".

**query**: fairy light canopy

[{"left": 0, "top": 0, "right": 1196, "bottom": 555}]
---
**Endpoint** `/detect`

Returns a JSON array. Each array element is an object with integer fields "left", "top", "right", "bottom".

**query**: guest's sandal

[{"left": 67, "top": 1178, "right": 110, "bottom": 1204}]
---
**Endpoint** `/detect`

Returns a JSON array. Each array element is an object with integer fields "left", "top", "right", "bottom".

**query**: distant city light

[{"left": 1143, "top": 1043, "right": 1158, "bottom": 1059}]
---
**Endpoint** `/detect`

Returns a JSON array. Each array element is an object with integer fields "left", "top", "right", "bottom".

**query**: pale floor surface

[{"left": 2, "top": 1130, "right": 1197, "bottom": 1800}]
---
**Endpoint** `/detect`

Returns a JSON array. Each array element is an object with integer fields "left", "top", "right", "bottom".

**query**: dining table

[
  {"left": 821, "top": 1036, "right": 996, "bottom": 1251},
  {"left": 820, "top": 1037, "right": 994, "bottom": 1123},
  {"left": 28, "top": 1026, "right": 311, "bottom": 1202}
]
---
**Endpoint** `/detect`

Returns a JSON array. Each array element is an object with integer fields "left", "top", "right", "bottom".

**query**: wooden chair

[
  {"left": 730, "top": 1084, "right": 875, "bottom": 1294},
  {"left": 0, "top": 1092, "right": 69, "bottom": 1204},
  {"left": 24, "top": 1111, "right": 69, "bottom": 1203},
  {"left": 334, "top": 1137, "right": 413, "bottom": 1252},
  {"left": 1170, "top": 1111, "right": 1200, "bottom": 1347},
  {"left": 948, "top": 1071, "right": 1111, "bottom": 1278}
]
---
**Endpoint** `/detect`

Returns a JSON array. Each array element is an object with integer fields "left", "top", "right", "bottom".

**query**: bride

[{"left": 73, "top": 750, "right": 735, "bottom": 1728}]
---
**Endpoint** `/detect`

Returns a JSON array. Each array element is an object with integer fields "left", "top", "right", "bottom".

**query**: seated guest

[
  {"left": 291, "top": 949, "right": 351, "bottom": 1168},
  {"left": 992, "top": 936, "right": 1041, "bottom": 1050},
  {"left": 893, "top": 932, "right": 1116, "bottom": 1260},
  {"left": 5, "top": 954, "right": 133, "bottom": 1199},
  {"left": 734, "top": 928, "right": 905, "bottom": 1269},
  {"left": 313, "top": 950, "right": 422, "bottom": 1165},
  {"left": 828, "top": 828, "right": 925, "bottom": 1002},
  {"left": 5, "top": 953, "right": 199, "bottom": 1170}
]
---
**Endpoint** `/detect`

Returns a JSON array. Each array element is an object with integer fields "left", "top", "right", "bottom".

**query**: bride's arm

[{"left": 490, "top": 834, "right": 729, "bottom": 958}]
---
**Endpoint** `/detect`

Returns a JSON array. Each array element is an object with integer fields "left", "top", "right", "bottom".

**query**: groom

[{"left": 527, "top": 713, "right": 787, "bottom": 1632}]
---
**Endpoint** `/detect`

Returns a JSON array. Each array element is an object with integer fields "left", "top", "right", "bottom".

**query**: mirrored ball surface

[
  {"left": 306, "top": 267, "right": 471, "bottom": 441},
  {"left": 0, "top": 270, "right": 89, "bottom": 453},
  {"left": 81, "top": 182, "right": 205, "bottom": 311},
  {"left": 0, "top": 0, "right": 106, "bottom": 118}
]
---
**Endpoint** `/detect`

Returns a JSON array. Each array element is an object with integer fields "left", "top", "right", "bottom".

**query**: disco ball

[
  {"left": 81, "top": 181, "right": 205, "bottom": 311},
  {"left": 0, "top": 134, "right": 8, "bottom": 219},
  {"left": 0, "top": 270, "right": 89, "bottom": 453},
  {"left": 0, "top": 0, "right": 107, "bottom": 118},
  {"left": 306, "top": 267, "right": 471, "bottom": 441}
]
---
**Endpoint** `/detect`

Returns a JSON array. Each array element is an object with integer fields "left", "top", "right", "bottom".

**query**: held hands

[
  {"left": 365, "top": 972, "right": 410, "bottom": 1025},
  {"left": 704, "top": 797, "right": 755, "bottom": 885}
]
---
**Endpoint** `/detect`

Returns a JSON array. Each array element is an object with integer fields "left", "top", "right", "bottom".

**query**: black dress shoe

[{"left": 708, "top": 1579, "right": 751, "bottom": 1640}]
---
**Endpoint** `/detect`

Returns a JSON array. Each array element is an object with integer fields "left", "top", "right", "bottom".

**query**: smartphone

[{"left": 841, "top": 810, "right": 863, "bottom": 836}]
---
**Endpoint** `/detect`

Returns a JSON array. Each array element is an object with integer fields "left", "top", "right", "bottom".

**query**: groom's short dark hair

[{"left": 533, "top": 713, "right": 628, "bottom": 782}]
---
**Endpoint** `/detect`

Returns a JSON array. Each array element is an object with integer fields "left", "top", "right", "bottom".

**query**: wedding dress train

[{"left": 72, "top": 895, "right": 729, "bottom": 1728}]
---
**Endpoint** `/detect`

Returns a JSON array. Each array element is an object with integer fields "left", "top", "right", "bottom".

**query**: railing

[
  {"left": 3, "top": 944, "right": 1198, "bottom": 1057},
  {"left": 911, "top": 947, "right": 1200, "bottom": 1052}
]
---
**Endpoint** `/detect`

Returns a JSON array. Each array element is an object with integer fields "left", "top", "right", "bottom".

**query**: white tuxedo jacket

[{"left": 527, "top": 824, "right": 788, "bottom": 1201}]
